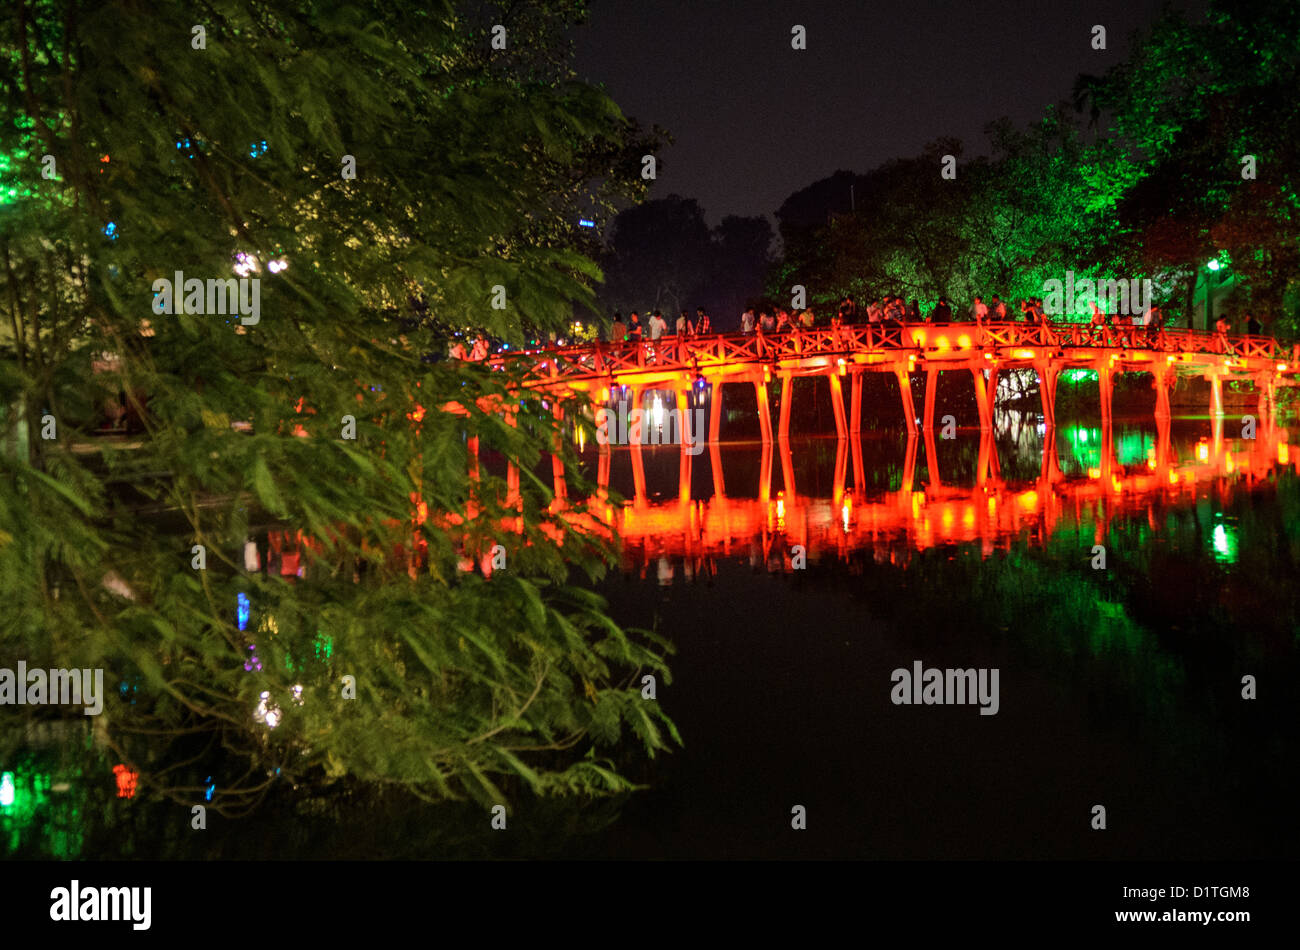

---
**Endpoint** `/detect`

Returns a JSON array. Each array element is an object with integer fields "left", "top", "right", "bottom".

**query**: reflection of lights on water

[
  {"left": 776, "top": 497, "right": 785, "bottom": 519},
  {"left": 1087, "top": 467, "right": 1101, "bottom": 479},
  {"left": 112, "top": 764, "right": 138, "bottom": 799},
  {"left": 1211, "top": 523, "right": 1238, "bottom": 563},
  {"left": 1197, "top": 442, "right": 1210, "bottom": 462},
  {"left": 1279, "top": 444, "right": 1289, "bottom": 465},
  {"left": 652, "top": 396, "right": 664, "bottom": 430},
  {"left": 1017, "top": 491, "right": 1038, "bottom": 511},
  {"left": 962, "top": 506, "right": 975, "bottom": 530},
  {"left": 841, "top": 497, "right": 851, "bottom": 532}
]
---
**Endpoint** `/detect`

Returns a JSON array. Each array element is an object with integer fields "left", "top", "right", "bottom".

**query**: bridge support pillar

[
  {"left": 550, "top": 405, "right": 567, "bottom": 502},
  {"left": 850, "top": 371, "right": 863, "bottom": 436},
  {"left": 1035, "top": 361, "right": 1058, "bottom": 427},
  {"left": 922, "top": 367, "right": 939, "bottom": 431},
  {"left": 851, "top": 430, "right": 865, "bottom": 493},
  {"left": 896, "top": 367, "right": 918, "bottom": 437},
  {"left": 778, "top": 373, "right": 793, "bottom": 440},
  {"left": 710, "top": 440, "right": 726, "bottom": 499},
  {"left": 709, "top": 379, "right": 723, "bottom": 443},
  {"left": 626, "top": 387, "right": 642, "bottom": 443},
  {"left": 1154, "top": 366, "right": 1172, "bottom": 420},
  {"left": 971, "top": 367, "right": 993, "bottom": 431},
  {"left": 1099, "top": 366, "right": 1114, "bottom": 430},
  {"left": 901, "top": 433, "right": 918, "bottom": 493},
  {"left": 754, "top": 375, "right": 773, "bottom": 444},
  {"left": 505, "top": 411, "right": 521, "bottom": 509},
  {"left": 828, "top": 370, "right": 849, "bottom": 440},
  {"left": 779, "top": 435, "right": 797, "bottom": 498}
]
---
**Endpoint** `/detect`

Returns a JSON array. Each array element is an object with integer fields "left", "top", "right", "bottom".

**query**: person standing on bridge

[
  {"left": 838, "top": 295, "right": 857, "bottom": 324},
  {"left": 677, "top": 310, "right": 692, "bottom": 335},
  {"left": 800, "top": 308, "right": 815, "bottom": 328},
  {"left": 610, "top": 312, "right": 627, "bottom": 342},
  {"left": 1215, "top": 314, "right": 1233, "bottom": 354},
  {"left": 990, "top": 295, "right": 1007, "bottom": 322},
  {"left": 741, "top": 308, "right": 755, "bottom": 334},
  {"left": 628, "top": 312, "right": 642, "bottom": 340},
  {"left": 696, "top": 307, "right": 712, "bottom": 335},
  {"left": 932, "top": 297, "right": 952, "bottom": 322},
  {"left": 1146, "top": 304, "right": 1165, "bottom": 346},
  {"left": 760, "top": 309, "right": 775, "bottom": 332},
  {"left": 648, "top": 310, "right": 667, "bottom": 340},
  {"left": 971, "top": 296, "right": 988, "bottom": 325},
  {"left": 1246, "top": 313, "right": 1263, "bottom": 336}
]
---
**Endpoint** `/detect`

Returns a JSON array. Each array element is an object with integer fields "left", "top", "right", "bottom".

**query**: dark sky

[{"left": 573, "top": 0, "right": 1200, "bottom": 226}]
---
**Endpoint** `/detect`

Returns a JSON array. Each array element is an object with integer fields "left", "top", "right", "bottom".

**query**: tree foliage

[{"left": 0, "top": 0, "right": 678, "bottom": 819}]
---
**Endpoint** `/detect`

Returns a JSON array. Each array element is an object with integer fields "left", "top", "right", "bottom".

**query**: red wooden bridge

[{"left": 488, "top": 322, "right": 1294, "bottom": 441}]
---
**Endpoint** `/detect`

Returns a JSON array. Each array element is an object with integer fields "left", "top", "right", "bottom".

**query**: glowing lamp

[
  {"left": 957, "top": 335, "right": 971, "bottom": 348},
  {"left": 935, "top": 336, "right": 950, "bottom": 351},
  {"left": 1088, "top": 467, "right": 1101, "bottom": 479},
  {"left": 1206, "top": 259, "right": 1221, "bottom": 271},
  {"left": 0, "top": 772, "right": 15, "bottom": 807},
  {"left": 1197, "top": 442, "right": 1210, "bottom": 463}
]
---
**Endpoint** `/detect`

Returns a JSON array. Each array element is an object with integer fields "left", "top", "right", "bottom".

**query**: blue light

[
  {"left": 104, "top": 221, "right": 117, "bottom": 240},
  {"left": 237, "top": 592, "right": 250, "bottom": 631},
  {"left": 249, "top": 140, "right": 268, "bottom": 158},
  {"left": 578, "top": 218, "right": 595, "bottom": 228},
  {"left": 204, "top": 776, "right": 215, "bottom": 802}
]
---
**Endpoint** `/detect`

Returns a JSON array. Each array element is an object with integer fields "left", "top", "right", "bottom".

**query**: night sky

[{"left": 573, "top": 0, "right": 1203, "bottom": 225}]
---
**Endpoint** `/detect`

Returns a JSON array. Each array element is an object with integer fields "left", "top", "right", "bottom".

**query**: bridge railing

[{"left": 486, "top": 322, "right": 1279, "bottom": 385}]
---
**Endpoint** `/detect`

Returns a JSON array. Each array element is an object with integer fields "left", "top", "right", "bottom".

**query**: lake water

[{"left": 5, "top": 410, "right": 1298, "bottom": 859}]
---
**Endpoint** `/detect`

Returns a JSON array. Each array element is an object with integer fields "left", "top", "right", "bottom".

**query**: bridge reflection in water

[{"left": 580, "top": 414, "right": 1294, "bottom": 577}]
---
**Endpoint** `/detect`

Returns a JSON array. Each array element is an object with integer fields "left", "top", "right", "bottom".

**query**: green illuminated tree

[{"left": 0, "top": 0, "right": 677, "bottom": 822}]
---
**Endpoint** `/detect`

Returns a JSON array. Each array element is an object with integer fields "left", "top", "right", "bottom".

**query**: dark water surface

[{"left": 5, "top": 411, "right": 1298, "bottom": 859}]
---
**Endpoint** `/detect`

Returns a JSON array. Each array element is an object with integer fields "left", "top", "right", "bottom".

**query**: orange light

[
  {"left": 1279, "top": 444, "right": 1289, "bottom": 465},
  {"left": 936, "top": 336, "right": 950, "bottom": 351},
  {"left": 1017, "top": 490, "right": 1038, "bottom": 511},
  {"left": 1277, "top": 363, "right": 1288, "bottom": 372},
  {"left": 1087, "top": 467, "right": 1101, "bottom": 479},
  {"left": 112, "top": 764, "right": 138, "bottom": 799},
  {"left": 911, "top": 332, "right": 926, "bottom": 346},
  {"left": 1168, "top": 471, "right": 1179, "bottom": 485},
  {"left": 1225, "top": 453, "right": 1234, "bottom": 473},
  {"left": 1014, "top": 349, "right": 1035, "bottom": 359},
  {"left": 957, "top": 334, "right": 971, "bottom": 348},
  {"left": 1197, "top": 442, "right": 1209, "bottom": 462}
]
